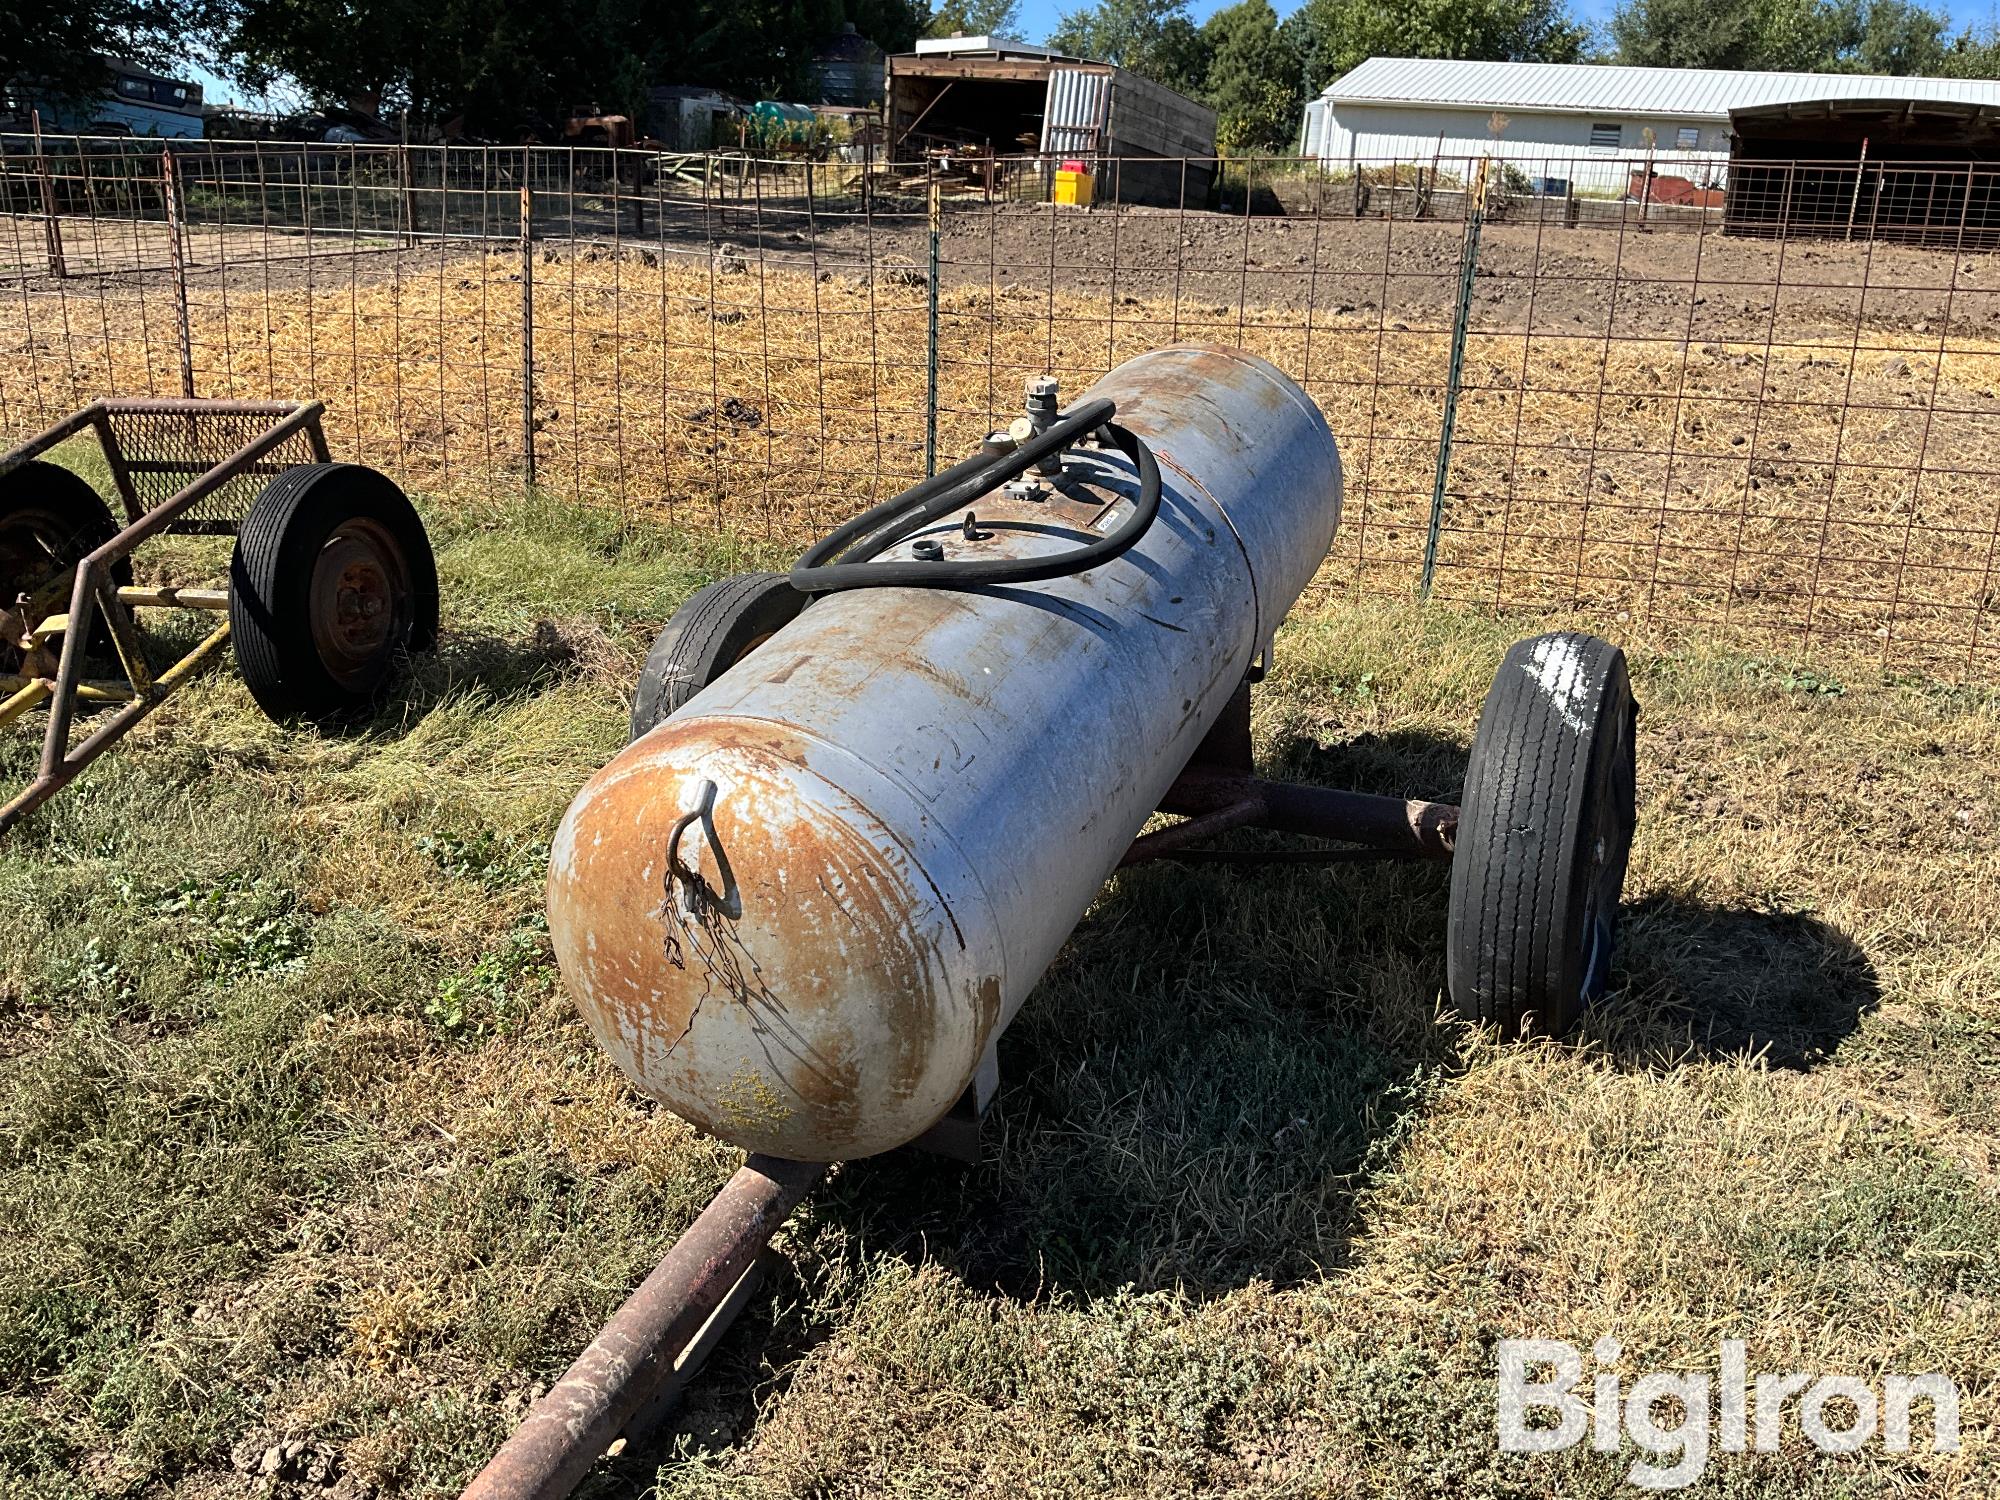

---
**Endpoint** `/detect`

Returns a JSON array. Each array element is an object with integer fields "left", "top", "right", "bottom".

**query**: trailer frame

[{"left": 0, "top": 397, "right": 330, "bottom": 834}]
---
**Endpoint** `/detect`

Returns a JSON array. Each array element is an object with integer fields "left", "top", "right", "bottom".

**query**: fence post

[
  {"left": 161, "top": 149, "right": 195, "bottom": 398},
  {"left": 401, "top": 144, "right": 418, "bottom": 246},
  {"left": 924, "top": 170, "right": 941, "bottom": 479},
  {"left": 30, "top": 111, "right": 65, "bottom": 278},
  {"left": 1421, "top": 159, "right": 1487, "bottom": 599},
  {"left": 520, "top": 182, "right": 537, "bottom": 489}
]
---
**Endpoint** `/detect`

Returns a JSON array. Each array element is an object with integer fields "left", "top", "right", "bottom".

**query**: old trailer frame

[
  {"left": 460, "top": 681, "right": 1460, "bottom": 1500},
  {"left": 0, "top": 397, "right": 329, "bottom": 834}
]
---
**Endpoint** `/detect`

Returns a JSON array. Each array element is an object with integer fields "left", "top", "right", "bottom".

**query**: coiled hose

[{"left": 790, "top": 398, "right": 1161, "bottom": 593}]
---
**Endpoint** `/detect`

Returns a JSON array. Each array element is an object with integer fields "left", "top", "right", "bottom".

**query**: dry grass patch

[
  {"left": 6, "top": 246, "right": 1998, "bottom": 671},
  {"left": 0, "top": 489, "right": 1995, "bottom": 1498}
]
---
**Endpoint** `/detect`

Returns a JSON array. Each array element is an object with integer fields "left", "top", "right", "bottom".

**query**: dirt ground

[
  {"left": 5, "top": 201, "right": 1998, "bottom": 676},
  {"left": 733, "top": 199, "right": 2000, "bottom": 338},
  {"left": 13, "top": 196, "right": 1999, "bottom": 338}
]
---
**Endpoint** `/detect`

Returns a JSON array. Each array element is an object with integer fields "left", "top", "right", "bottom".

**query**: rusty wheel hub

[
  {"left": 0, "top": 512, "right": 75, "bottom": 677},
  {"left": 309, "top": 518, "right": 410, "bottom": 687}
]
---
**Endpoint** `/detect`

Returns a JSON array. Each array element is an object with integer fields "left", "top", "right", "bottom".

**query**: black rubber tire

[
  {"left": 229, "top": 463, "right": 438, "bottom": 725},
  {"left": 1445, "top": 632, "right": 1638, "bottom": 1037},
  {"left": 630, "top": 571, "right": 804, "bottom": 740},
  {"left": 0, "top": 461, "right": 133, "bottom": 668}
]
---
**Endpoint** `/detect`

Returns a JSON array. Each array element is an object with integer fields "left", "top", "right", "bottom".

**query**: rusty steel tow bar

[
  {"left": 461, "top": 1156, "right": 823, "bottom": 1500},
  {"left": 460, "top": 688, "right": 1459, "bottom": 1500}
]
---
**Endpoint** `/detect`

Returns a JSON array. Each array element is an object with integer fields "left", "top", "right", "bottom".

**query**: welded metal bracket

[
  {"left": 1122, "top": 675, "right": 1459, "bottom": 868},
  {"left": 906, "top": 1035, "right": 1000, "bottom": 1163}
]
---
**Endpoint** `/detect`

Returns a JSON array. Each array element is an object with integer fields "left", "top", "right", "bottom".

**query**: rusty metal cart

[{"left": 0, "top": 398, "right": 438, "bottom": 836}]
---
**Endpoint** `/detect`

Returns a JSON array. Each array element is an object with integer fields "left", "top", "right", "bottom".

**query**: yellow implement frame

[{"left": 0, "top": 399, "right": 328, "bottom": 836}]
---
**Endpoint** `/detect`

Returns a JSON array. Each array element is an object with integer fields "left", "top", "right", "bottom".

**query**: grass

[{"left": 1, "top": 479, "right": 1997, "bottom": 1498}]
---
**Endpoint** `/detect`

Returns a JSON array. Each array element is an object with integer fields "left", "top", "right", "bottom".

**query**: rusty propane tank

[{"left": 548, "top": 346, "right": 1342, "bottom": 1160}]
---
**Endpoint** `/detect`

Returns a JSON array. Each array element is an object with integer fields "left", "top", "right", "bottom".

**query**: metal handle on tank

[{"left": 664, "top": 779, "right": 738, "bottom": 919}]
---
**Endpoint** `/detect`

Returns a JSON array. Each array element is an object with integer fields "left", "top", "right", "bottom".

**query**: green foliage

[
  {"left": 1608, "top": 0, "right": 2000, "bottom": 75},
  {"left": 1291, "top": 0, "right": 1586, "bottom": 93},
  {"left": 1, "top": 0, "right": 206, "bottom": 105},
  {"left": 426, "top": 915, "right": 553, "bottom": 1040},
  {"left": 1048, "top": 0, "right": 1208, "bottom": 93},
  {"left": 925, "top": 0, "right": 1022, "bottom": 40},
  {"left": 1047, "top": 0, "right": 1304, "bottom": 154},
  {"left": 1744, "top": 657, "right": 1848, "bottom": 696},
  {"left": 212, "top": 0, "right": 925, "bottom": 132},
  {"left": 1200, "top": 0, "right": 1306, "bottom": 154}
]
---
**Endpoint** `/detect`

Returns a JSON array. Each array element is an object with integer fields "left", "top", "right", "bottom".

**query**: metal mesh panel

[
  {"left": 3, "top": 137, "right": 1998, "bottom": 677},
  {"left": 102, "top": 406, "right": 322, "bottom": 528}
]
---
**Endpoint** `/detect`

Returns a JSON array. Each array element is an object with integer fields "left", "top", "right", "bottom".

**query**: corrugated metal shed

[
  {"left": 1042, "top": 67, "right": 1110, "bottom": 156},
  {"left": 1322, "top": 57, "right": 2000, "bottom": 122},
  {"left": 885, "top": 43, "right": 1216, "bottom": 205}
]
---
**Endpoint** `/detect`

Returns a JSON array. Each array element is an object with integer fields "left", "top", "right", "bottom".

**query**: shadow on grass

[
  {"left": 807, "top": 728, "right": 1877, "bottom": 1293},
  {"left": 354, "top": 617, "right": 625, "bottom": 732},
  {"left": 1605, "top": 896, "right": 1880, "bottom": 1070}
]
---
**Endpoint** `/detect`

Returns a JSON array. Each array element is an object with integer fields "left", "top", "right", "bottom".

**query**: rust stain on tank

[
  {"left": 1115, "top": 345, "right": 1296, "bottom": 450},
  {"left": 549, "top": 712, "right": 977, "bottom": 1154}
]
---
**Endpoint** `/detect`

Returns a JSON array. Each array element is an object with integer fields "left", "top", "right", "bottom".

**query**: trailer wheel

[
  {"left": 1446, "top": 632, "right": 1637, "bottom": 1037},
  {"left": 630, "top": 571, "right": 803, "bottom": 740},
  {"left": 229, "top": 464, "right": 438, "bottom": 724},
  {"left": 0, "top": 461, "right": 133, "bottom": 670}
]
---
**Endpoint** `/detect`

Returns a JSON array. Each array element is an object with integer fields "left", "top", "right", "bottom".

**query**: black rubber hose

[
  {"left": 796, "top": 399, "right": 1113, "bottom": 575},
  {"left": 791, "top": 400, "right": 1161, "bottom": 593}
]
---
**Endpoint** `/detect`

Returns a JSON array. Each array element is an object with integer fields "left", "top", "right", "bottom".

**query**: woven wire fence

[{"left": 3, "top": 138, "right": 1998, "bottom": 677}]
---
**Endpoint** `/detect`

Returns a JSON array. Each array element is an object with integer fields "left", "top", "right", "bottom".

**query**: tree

[
  {"left": 4, "top": 0, "right": 210, "bottom": 105},
  {"left": 1200, "top": 0, "right": 1305, "bottom": 152},
  {"left": 1048, "top": 0, "right": 1206, "bottom": 91},
  {"left": 1606, "top": 0, "right": 1980, "bottom": 74},
  {"left": 925, "top": 0, "right": 1021, "bottom": 40},
  {"left": 210, "top": 0, "right": 922, "bottom": 133},
  {"left": 1292, "top": 0, "right": 1586, "bottom": 93},
  {"left": 218, "top": 0, "right": 638, "bottom": 122},
  {"left": 1850, "top": 0, "right": 1950, "bottom": 73}
]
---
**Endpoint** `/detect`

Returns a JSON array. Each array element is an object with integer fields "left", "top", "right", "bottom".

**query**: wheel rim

[
  {"left": 308, "top": 517, "right": 412, "bottom": 688},
  {"left": 0, "top": 509, "right": 86, "bottom": 675},
  {"left": 1577, "top": 699, "right": 1637, "bottom": 1008}
]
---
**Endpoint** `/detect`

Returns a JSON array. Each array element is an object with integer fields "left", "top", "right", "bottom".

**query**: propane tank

[{"left": 548, "top": 346, "right": 1342, "bottom": 1161}]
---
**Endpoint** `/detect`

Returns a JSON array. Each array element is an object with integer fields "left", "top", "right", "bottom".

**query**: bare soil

[{"left": 16, "top": 198, "right": 1997, "bottom": 341}]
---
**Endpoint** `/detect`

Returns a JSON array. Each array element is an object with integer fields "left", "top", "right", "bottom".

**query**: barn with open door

[
  {"left": 1726, "top": 96, "right": 2000, "bottom": 243},
  {"left": 884, "top": 36, "right": 1216, "bottom": 208}
]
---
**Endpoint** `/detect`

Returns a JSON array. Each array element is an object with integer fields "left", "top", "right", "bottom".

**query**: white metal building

[{"left": 1300, "top": 58, "right": 2000, "bottom": 192}]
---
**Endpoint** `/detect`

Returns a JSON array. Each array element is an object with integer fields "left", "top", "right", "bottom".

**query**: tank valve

[{"left": 1025, "top": 375, "right": 1062, "bottom": 475}]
